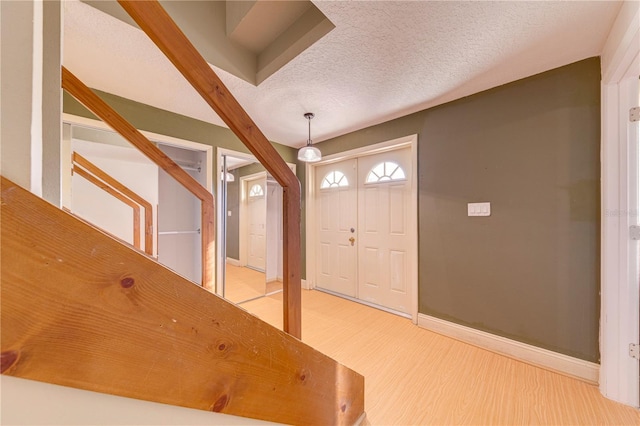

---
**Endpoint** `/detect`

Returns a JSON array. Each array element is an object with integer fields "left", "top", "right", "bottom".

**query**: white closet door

[
  {"left": 357, "top": 148, "right": 412, "bottom": 313},
  {"left": 315, "top": 159, "right": 358, "bottom": 297}
]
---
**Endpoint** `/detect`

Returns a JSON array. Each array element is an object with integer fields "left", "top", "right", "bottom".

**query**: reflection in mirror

[
  {"left": 63, "top": 123, "right": 210, "bottom": 285},
  {"left": 220, "top": 153, "right": 287, "bottom": 306}
]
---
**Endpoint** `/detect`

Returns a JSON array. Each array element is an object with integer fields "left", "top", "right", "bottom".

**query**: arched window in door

[
  {"left": 249, "top": 183, "right": 264, "bottom": 197},
  {"left": 365, "top": 161, "right": 406, "bottom": 183},
  {"left": 320, "top": 170, "right": 349, "bottom": 189}
]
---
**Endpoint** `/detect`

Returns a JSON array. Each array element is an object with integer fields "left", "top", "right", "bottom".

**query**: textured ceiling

[{"left": 63, "top": 0, "right": 621, "bottom": 148}]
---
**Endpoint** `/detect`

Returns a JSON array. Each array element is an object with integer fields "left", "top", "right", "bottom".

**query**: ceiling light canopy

[{"left": 298, "top": 112, "right": 322, "bottom": 163}]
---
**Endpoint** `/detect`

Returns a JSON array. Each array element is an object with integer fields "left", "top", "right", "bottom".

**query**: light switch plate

[{"left": 468, "top": 202, "right": 491, "bottom": 217}]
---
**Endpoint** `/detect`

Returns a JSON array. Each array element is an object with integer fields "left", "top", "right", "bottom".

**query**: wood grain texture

[
  {"left": 72, "top": 165, "right": 142, "bottom": 251},
  {"left": 0, "top": 177, "right": 364, "bottom": 425},
  {"left": 73, "top": 152, "right": 152, "bottom": 255},
  {"left": 243, "top": 290, "right": 640, "bottom": 425},
  {"left": 283, "top": 186, "right": 301, "bottom": 338},
  {"left": 62, "top": 67, "right": 215, "bottom": 290},
  {"left": 116, "top": 0, "right": 301, "bottom": 337}
]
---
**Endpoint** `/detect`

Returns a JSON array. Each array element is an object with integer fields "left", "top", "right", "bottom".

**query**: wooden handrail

[
  {"left": 1, "top": 176, "right": 365, "bottom": 425},
  {"left": 118, "top": 0, "right": 301, "bottom": 338},
  {"left": 62, "top": 67, "right": 215, "bottom": 290},
  {"left": 73, "top": 152, "right": 153, "bottom": 255},
  {"left": 72, "top": 165, "right": 143, "bottom": 251}
]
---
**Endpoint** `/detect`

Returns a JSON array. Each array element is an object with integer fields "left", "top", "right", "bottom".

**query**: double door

[{"left": 315, "top": 148, "right": 412, "bottom": 315}]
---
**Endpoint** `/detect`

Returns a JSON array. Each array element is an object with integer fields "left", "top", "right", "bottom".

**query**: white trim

[
  {"left": 602, "top": 1, "right": 640, "bottom": 83},
  {"left": 301, "top": 279, "right": 311, "bottom": 290},
  {"left": 305, "top": 134, "right": 419, "bottom": 323},
  {"left": 30, "top": 0, "right": 43, "bottom": 197},
  {"left": 226, "top": 257, "right": 241, "bottom": 267},
  {"left": 62, "top": 114, "right": 214, "bottom": 192},
  {"left": 600, "top": 0, "right": 640, "bottom": 408},
  {"left": 318, "top": 287, "right": 412, "bottom": 319},
  {"left": 418, "top": 314, "right": 600, "bottom": 384}
]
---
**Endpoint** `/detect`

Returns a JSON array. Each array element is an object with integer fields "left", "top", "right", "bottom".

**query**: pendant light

[
  {"left": 220, "top": 170, "right": 235, "bottom": 182},
  {"left": 297, "top": 112, "right": 322, "bottom": 162}
]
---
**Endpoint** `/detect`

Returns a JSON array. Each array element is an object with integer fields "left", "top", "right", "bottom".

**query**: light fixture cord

[{"left": 307, "top": 116, "right": 312, "bottom": 147}]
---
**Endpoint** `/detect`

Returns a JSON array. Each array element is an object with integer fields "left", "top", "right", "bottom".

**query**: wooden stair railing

[
  {"left": 72, "top": 152, "right": 154, "bottom": 256},
  {"left": 117, "top": 0, "right": 302, "bottom": 338},
  {"left": 71, "top": 164, "right": 142, "bottom": 251},
  {"left": 0, "top": 176, "right": 365, "bottom": 425},
  {"left": 62, "top": 67, "right": 215, "bottom": 292}
]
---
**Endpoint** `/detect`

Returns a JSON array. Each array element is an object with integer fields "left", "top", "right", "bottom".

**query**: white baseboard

[
  {"left": 226, "top": 258, "right": 240, "bottom": 267},
  {"left": 417, "top": 314, "right": 599, "bottom": 384},
  {"left": 301, "top": 279, "right": 311, "bottom": 290}
]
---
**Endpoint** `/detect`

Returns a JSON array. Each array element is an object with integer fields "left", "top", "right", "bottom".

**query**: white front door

[
  {"left": 313, "top": 147, "right": 413, "bottom": 315},
  {"left": 246, "top": 177, "right": 266, "bottom": 271},
  {"left": 357, "top": 148, "right": 412, "bottom": 313},
  {"left": 315, "top": 159, "right": 358, "bottom": 297}
]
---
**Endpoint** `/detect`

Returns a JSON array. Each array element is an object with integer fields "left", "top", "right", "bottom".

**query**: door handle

[{"left": 349, "top": 237, "right": 355, "bottom": 246}]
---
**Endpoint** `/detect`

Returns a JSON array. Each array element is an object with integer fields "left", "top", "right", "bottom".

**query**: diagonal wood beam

[
  {"left": 72, "top": 165, "right": 143, "bottom": 252},
  {"left": 1, "top": 176, "right": 364, "bottom": 425},
  {"left": 117, "top": 0, "right": 298, "bottom": 190},
  {"left": 74, "top": 152, "right": 154, "bottom": 256},
  {"left": 62, "top": 67, "right": 211, "bottom": 202},
  {"left": 62, "top": 66, "right": 215, "bottom": 291},
  {"left": 117, "top": 0, "right": 302, "bottom": 338}
]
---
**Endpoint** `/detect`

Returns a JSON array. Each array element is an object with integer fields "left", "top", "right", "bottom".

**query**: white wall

[
  {"left": 0, "top": 0, "right": 61, "bottom": 204},
  {"left": 1, "top": 376, "right": 278, "bottom": 425},
  {"left": 600, "top": 0, "right": 640, "bottom": 408},
  {"left": 71, "top": 139, "right": 159, "bottom": 250}
]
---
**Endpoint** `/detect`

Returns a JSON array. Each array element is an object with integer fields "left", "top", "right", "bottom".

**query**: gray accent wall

[
  {"left": 225, "top": 170, "right": 240, "bottom": 261},
  {"left": 313, "top": 58, "right": 601, "bottom": 362}
]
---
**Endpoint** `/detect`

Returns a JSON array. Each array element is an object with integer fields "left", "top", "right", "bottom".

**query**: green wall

[
  {"left": 313, "top": 57, "right": 601, "bottom": 362},
  {"left": 225, "top": 170, "right": 240, "bottom": 260},
  {"left": 63, "top": 90, "right": 298, "bottom": 170}
]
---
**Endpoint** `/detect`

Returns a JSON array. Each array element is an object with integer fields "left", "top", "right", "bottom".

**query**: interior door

[
  {"left": 246, "top": 177, "right": 266, "bottom": 271},
  {"left": 315, "top": 159, "right": 358, "bottom": 297},
  {"left": 357, "top": 148, "right": 412, "bottom": 313}
]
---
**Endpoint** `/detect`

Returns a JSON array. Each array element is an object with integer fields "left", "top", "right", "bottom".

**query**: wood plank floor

[
  {"left": 242, "top": 290, "right": 640, "bottom": 425},
  {"left": 224, "top": 264, "right": 267, "bottom": 304},
  {"left": 225, "top": 264, "right": 283, "bottom": 304}
]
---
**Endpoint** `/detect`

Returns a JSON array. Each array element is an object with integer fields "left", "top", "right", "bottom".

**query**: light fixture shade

[
  {"left": 221, "top": 171, "right": 235, "bottom": 182},
  {"left": 298, "top": 145, "right": 322, "bottom": 162},
  {"left": 299, "top": 112, "right": 321, "bottom": 162}
]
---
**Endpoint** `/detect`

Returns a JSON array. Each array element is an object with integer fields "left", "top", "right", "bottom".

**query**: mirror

[
  {"left": 220, "top": 153, "right": 288, "bottom": 305},
  {"left": 62, "top": 122, "right": 212, "bottom": 285}
]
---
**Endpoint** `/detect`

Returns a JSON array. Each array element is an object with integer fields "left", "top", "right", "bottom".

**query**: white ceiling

[{"left": 63, "top": 0, "right": 622, "bottom": 148}]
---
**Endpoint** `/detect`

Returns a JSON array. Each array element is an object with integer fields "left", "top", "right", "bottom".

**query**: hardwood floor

[
  {"left": 242, "top": 290, "right": 640, "bottom": 425},
  {"left": 224, "top": 264, "right": 283, "bottom": 304},
  {"left": 224, "top": 264, "right": 267, "bottom": 303}
]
